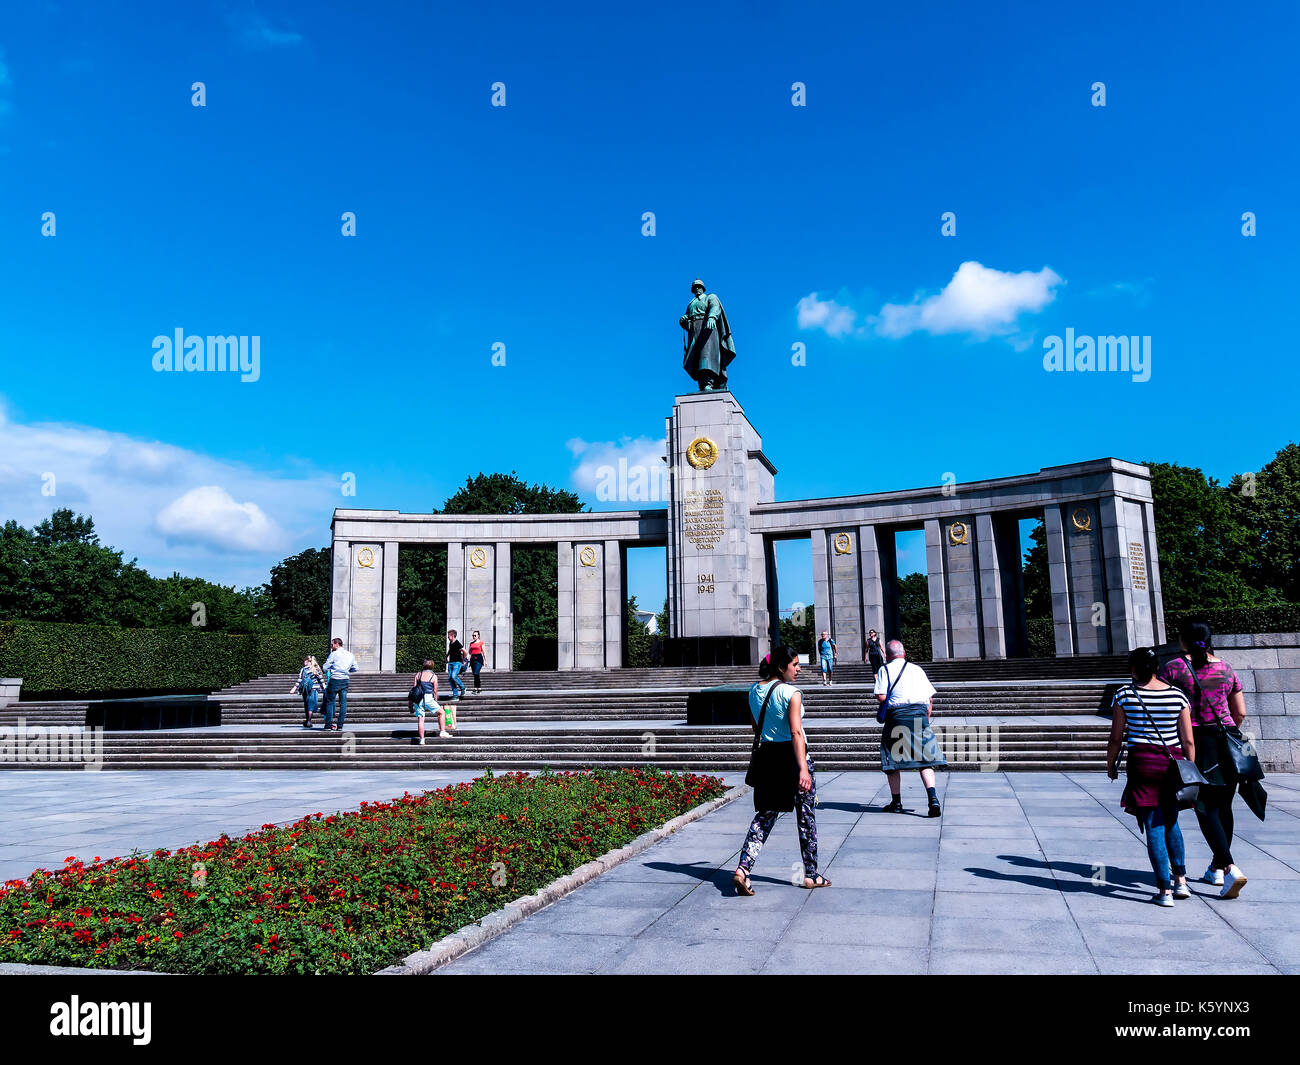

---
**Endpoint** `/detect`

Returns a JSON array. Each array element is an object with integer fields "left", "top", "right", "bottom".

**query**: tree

[
  {"left": 1231, "top": 442, "right": 1300, "bottom": 602},
  {"left": 1146, "top": 462, "right": 1261, "bottom": 611},
  {"left": 896, "top": 571, "right": 932, "bottom": 660},
  {"left": 779, "top": 605, "right": 815, "bottom": 654},
  {"left": 1021, "top": 518, "right": 1051, "bottom": 620},
  {"left": 268, "top": 547, "right": 331, "bottom": 634}
]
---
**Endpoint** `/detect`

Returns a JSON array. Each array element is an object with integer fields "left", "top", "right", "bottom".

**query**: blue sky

[{"left": 1, "top": 0, "right": 1296, "bottom": 615}]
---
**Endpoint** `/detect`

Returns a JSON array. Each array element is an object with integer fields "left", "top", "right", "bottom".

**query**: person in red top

[
  {"left": 467, "top": 630, "right": 487, "bottom": 695},
  {"left": 1157, "top": 621, "right": 1249, "bottom": 899}
]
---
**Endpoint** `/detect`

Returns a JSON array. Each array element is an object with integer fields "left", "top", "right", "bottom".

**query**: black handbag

[
  {"left": 1185, "top": 664, "right": 1266, "bottom": 784},
  {"left": 1131, "top": 687, "right": 1209, "bottom": 810},
  {"left": 745, "top": 683, "right": 799, "bottom": 811},
  {"left": 744, "top": 682, "right": 779, "bottom": 788}
]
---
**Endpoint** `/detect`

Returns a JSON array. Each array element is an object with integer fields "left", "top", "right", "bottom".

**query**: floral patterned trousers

[{"left": 738, "top": 755, "right": 818, "bottom": 878}]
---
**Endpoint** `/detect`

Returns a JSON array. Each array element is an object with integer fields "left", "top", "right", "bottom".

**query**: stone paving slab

[
  {"left": 438, "top": 770, "right": 1300, "bottom": 975},
  {"left": 2, "top": 768, "right": 1296, "bottom": 975}
]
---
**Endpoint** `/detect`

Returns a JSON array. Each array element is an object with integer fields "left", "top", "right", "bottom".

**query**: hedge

[
  {"left": 0, "top": 622, "right": 449, "bottom": 696},
  {"left": 1164, "top": 603, "right": 1300, "bottom": 641}
]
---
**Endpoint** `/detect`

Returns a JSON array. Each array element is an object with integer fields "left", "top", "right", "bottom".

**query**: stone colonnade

[{"left": 330, "top": 393, "right": 1164, "bottom": 670}]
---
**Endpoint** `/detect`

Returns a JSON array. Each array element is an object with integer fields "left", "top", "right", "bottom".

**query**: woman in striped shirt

[{"left": 1106, "top": 647, "right": 1196, "bottom": 907}]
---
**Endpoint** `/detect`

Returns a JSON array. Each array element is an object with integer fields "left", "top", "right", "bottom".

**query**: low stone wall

[
  {"left": 1173, "top": 634, "right": 1300, "bottom": 773},
  {"left": 0, "top": 679, "right": 20, "bottom": 708}
]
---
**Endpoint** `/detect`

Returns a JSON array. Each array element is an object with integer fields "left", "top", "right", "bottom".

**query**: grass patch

[{"left": 0, "top": 768, "right": 728, "bottom": 974}]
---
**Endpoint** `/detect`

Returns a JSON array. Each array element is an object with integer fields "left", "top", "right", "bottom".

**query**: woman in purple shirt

[{"left": 1157, "top": 621, "right": 1249, "bottom": 899}]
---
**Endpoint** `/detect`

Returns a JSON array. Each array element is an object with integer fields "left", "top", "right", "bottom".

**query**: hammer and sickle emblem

[
  {"left": 356, "top": 547, "right": 375, "bottom": 568},
  {"left": 685, "top": 436, "right": 718, "bottom": 470},
  {"left": 1071, "top": 508, "right": 1092, "bottom": 532},
  {"left": 579, "top": 546, "right": 597, "bottom": 567},
  {"left": 833, "top": 532, "right": 852, "bottom": 555},
  {"left": 948, "top": 522, "right": 969, "bottom": 546},
  {"left": 469, "top": 547, "right": 488, "bottom": 569}
]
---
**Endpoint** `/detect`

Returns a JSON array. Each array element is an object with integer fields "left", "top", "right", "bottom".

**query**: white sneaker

[
  {"left": 439, "top": 731, "right": 453, "bottom": 739},
  {"left": 417, "top": 737, "right": 425, "bottom": 746},
  {"left": 1203, "top": 864, "right": 1224, "bottom": 886},
  {"left": 1220, "top": 865, "right": 1248, "bottom": 899},
  {"left": 1154, "top": 892, "right": 1175, "bottom": 908},
  {"left": 1173, "top": 882, "right": 1192, "bottom": 899}
]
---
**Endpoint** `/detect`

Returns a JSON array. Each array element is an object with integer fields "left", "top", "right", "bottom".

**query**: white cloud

[
  {"left": 796, "top": 293, "right": 859, "bottom": 338},
  {"left": 156, "top": 486, "right": 283, "bottom": 553},
  {"left": 230, "top": 13, "right": 303, "bottom": 50},
  {"left": 568, "top": 436, "right": 667, "bottom": 505},
  {"left": 873, "top": 261, "right": 1063, "bottom": 339},
  {"left": 0, "top": 399, "right": 336, "bottom": 586}
]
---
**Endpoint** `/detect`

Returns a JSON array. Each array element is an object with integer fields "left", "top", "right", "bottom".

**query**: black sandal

[
  {"left": 733, "top": 871, "right": 755, "bottom": 896},
  {"left": 803, "top": 874, "right": 832, "bottom": 889}
]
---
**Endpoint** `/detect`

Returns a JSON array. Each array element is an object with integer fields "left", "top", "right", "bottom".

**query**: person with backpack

[
  {"left": 1107, "top": 647, "right": 1196, "bottom": 906},
  {"left": 1157, "top": 621, "right": 1253, "bottom": 899},
  {"left": 408, "top": 659, "right": 451, "bottom": 744},
  {"left": 874, "top": 639, "right": 945, "bottom": 816},
  {"left": 289, "top": 654, "right": 325, "bottom": 728},
  {"left": 816, "top": 630, "right": 837, "bottom": 686}
]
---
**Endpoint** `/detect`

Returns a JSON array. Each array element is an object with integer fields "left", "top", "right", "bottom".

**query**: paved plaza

[{"left": 1, "top": 769, "right": 1297, "bottom": 974}]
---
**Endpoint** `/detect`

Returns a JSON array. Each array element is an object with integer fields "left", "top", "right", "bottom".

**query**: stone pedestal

[
  {"left": 665, "top": 392, "right": 773, "bottom": 661},
  {"left": 448, "top": 543, "right": 512, "bottom": 671},
  {"left": 328, "top": 539, "right": 395, "bottom": 671}
]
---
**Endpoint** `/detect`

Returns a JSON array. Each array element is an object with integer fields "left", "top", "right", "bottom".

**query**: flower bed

[{"left": 0, "top": 768, "right": 727, "bottom": 974}]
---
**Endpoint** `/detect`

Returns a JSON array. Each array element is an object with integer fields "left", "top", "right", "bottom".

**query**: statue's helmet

[{"left": 691, "top": 279, "right": 705, "bottom": 293}]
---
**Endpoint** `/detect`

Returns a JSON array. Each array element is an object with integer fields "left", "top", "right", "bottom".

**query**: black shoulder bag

[
  {"left": 744, "top": 682, "right": 779, "bottom": 788},
  {"left": 876, "top": 660, "right": 908, "bottom": 724},
  {"left": 1185, "top": 658, "right": 1264, "bottom": 784},
  {"left": 745, "top": 683, "right": 799, "bottom": 811},
  {"left": 1130, "top": 685, "right": 1208, "bottom": 810}
]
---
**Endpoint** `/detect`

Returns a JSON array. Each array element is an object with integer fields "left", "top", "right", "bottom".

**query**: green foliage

[
  {"left": 1164, "top": 603, "right": 1300, "bottom": 641},
  {"left": 268, "top": 548, "right": 332, "bottom": 634},
  {"left": 779, "top": 604, "right": 814, "bottom": 653},
  {"left": 394, "top": 634, "right": 447, "bottom": 673},
  {"left": 0, "top": 770, "right": 727, "bottom": 974},
  {"left": 0, "top": 621, "right": 328, "bottom": 696},
  {"left": 625, "top": 595, "right": 656, "bottom": 667},
  {"left": 397, "top": 547, "right": 446, "bottom": 636},
  {"left": 1026, "top": 618, "right": 1056, "bottom": 658},
  {"left": 1021, "top": 518, "right": 1051, "bottom": 620},
  {"left": 896, "top": 572, "right": 932, "bottom": 661}
]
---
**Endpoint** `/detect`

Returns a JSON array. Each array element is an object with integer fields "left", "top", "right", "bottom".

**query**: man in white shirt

[
  {"left": 321, "top": 638, "right": 359, "bottom": 731},
  {"left": 874, "top": 639, "right": 944, "bottom": 816}
]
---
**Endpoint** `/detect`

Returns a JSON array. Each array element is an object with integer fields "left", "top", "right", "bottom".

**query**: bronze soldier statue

[{"left": 680, "top": 279, "right": 736, "bottom": 392}]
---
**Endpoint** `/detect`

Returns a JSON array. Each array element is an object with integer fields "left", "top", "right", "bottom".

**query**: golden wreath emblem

[
  {"left": 469, "top": 547, "right": 488, "bottom": 569},
  {"left": 579, "top": 546, "right": 597, "bottom": 567},
  {"left": 948, "top": 521, "right": 969, "bottom": 546},
  {"left": 685, "top": 436, "right": 719, "bottom": 470},
  {"left": 1071, "top": 508, "right": 1092, "bottom": 532},
  {"left": 356, "top": 547, "right": 376, "bottom": 568},
  {"left": 833, "top": 532, "right": 852, "bottom": 555}
]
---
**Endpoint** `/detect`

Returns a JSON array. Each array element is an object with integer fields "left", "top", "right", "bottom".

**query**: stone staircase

[{"left": 0, "top": 658, "right": 1125, "bottom": 772}]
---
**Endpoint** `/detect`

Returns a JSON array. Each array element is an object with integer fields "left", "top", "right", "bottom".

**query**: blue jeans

[
  {"left": 1142, "top": 805, "right": 1187, "bottom": 891},
  {"left": 448, "top": 662, "right": 465, "bottom": 698},
  {"left": 301, "top": 689, "right": 318, "bottom": 721},
  {"left": 323, "top": 678, "right": 349, "bottom": 728}
]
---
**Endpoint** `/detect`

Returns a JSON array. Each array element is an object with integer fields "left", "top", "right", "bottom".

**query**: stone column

[
  {"left": 827, "top": 527, "right": 865, "bottom": 659},
  {"left": 445, "top": 540, "right": 464, "bottom": 648},
  {"left": 1100, "top": 496, "right": 1155, "bottom": 652},
  {"left": 1067, "top": 501, "right": 1110, "bottom": 654},
  {"left": 925, "top": 519, "right": 950, "bottom": 660},
  {"left": 573, "top": 541, "right": 606, "bottom": 669},
  {"left": 329, "top": 538, "right": 350, "bottom": 648},
  {"left": 380, "top": 541, "right": 398, "bottom": 671},
  {"left": 942, "top": 516, "right": 982, "bottom": 658},
  {"left": 975, "top": 514, "right": 1006, "bottom": 660},
  {"left": 1043, "top": 505, "right": 1074, "bottom": 656},
  {"left": 493, "top": 542, "right": 512, "bottom": 671},
  {"left": 557, "top": 540, "right": 574, "bottom": 669},
  {"left": 604, "top": 539, "right": 623, "bottom": 669},
  {"left": 462, "top": 543, "right": 498, "bottom": 668},
  {"left": 666, "top": 392, "right": 765, "bottom": 661},
  {"left": 857, "top": 525, "right": 886, "bottom": 648},
  {"left": 344, "top": 541, "right": 385, "bottom": 670}
]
